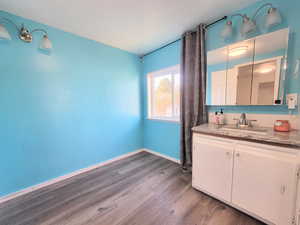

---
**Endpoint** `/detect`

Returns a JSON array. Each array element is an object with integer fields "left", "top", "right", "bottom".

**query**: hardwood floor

[{"left": 0, "top": 152, "right": 265, "bottom": 225}]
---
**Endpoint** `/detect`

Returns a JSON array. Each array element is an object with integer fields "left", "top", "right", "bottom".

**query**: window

[{"left": 147, "top": 65, "right": 180, "bottom": 122}]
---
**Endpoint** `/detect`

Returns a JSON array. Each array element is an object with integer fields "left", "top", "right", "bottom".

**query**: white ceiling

[{"left": 1, "top": 0, "right": 260, "bottom": 55}]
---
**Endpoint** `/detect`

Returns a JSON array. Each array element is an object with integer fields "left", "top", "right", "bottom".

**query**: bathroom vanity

[
  {"left": 192, "top": 124, "right": 300, "bottom": 225},
  {"left": 200, "top": 20, "right": 299, "bottom": 225}
]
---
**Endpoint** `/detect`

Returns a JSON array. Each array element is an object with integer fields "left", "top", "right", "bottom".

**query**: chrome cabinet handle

[{"left": 236, "top": 152, "right": 240, "bottom": 157}]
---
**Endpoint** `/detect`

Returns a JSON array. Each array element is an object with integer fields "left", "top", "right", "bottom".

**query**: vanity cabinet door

[
  {"left": 193, "top": 135, "right": 234, "bottom": 202},
  {"left": 232, "top": 144, "right": 298, "bottom": 225}
]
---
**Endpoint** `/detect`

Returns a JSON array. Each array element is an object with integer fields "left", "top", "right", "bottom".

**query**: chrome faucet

[
  {"left": 234, "top": 113, "right": 257, "bottom": 127},
  {"left": 239, "top": 113, "right": 247, "bottom": 126}
]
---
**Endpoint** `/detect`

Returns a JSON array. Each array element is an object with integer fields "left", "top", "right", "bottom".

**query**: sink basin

[{"left": 220, "top": 125, "right": 268, "bottom": 135}]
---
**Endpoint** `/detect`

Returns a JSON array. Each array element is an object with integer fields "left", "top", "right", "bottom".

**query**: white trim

[
  {"left": 147, "top": 65, "right": 180, "bottom": 77},
  {"left": 233, "top": 56, "right": 283, "bottom": 68},
  {"left": 143, "top": 148, "right": 180, "bottom": 164},
  {"left": 147, "top": 118, "right": 180, "bottom": 124},
  {"left": 0, "top": 148, "right": 180, "bottom": 204},
  {"left": 0, "top": 149, "right": 144, "bottom": 204},
  {"left": 147, "top": 65, "right": 181, "bottom": 120}
]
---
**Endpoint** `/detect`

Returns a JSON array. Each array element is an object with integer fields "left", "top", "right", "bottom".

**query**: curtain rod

[{"left": 141, "top": 16, "right": 227, "bottom": 58}]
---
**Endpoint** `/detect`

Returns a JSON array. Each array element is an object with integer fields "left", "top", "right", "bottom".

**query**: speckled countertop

[{"left": 192, "top": 123, "right": 300, "bottom": 149}]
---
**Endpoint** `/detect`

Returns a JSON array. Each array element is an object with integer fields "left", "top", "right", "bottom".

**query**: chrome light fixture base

[
  {"left": 241, "top": 15, "right": 256, "bottom": 35},
  {"left": 19, "top": 26, "right": 33, "bottom": 43}
]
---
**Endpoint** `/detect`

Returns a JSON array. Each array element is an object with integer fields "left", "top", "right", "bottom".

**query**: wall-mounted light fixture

[
  {"left": 221, "top": 3, "right": 282, "bottom": 39},
  {"left": 0, "top": 17, "right": 52, "bottom": 50}
]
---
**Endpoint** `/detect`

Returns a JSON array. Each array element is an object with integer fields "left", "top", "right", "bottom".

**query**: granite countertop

[{"left": 192, "top": 123, "right": 300, "bottom": 149}]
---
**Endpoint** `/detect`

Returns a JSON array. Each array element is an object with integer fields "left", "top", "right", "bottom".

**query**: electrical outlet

[{"left": 286, "top": 93, "right": 298, "bottom": 109}]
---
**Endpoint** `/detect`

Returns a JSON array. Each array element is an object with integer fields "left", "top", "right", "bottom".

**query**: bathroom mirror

[{"left": 206, "top": 28, "right": 289, "bottom": 106}]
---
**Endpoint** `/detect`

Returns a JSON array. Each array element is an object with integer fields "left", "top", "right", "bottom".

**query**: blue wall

[
  {"left": 0, "top": 11, "right": 143, "bottom": 197},
  {"left": 142, "top": 41, "right": 181, "bottom": 160},
  {"left": 2, "top": 0, "right": 300, "bottom": 198},
  {"left": 142, "top": 0, "right": 300, "bottom": 160}
]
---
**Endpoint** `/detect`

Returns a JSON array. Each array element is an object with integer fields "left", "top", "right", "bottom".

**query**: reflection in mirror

[
  {"left": 253, "top": 29, "right": 288, "bottom": 104},
  {"left": 227, "top": 39, "right": 255, "bottom": 105},
  {"left": 252, "top": 59, "right": 279, "bottom": 105},
  {"left": 207, "top": 46, "right": 227, "bottom": 105},
  {"left": 206, "top": 28, "right": 289, "bottom": 106},
  {"left": 236, "top": 64, "right": 252, "bottom": 105}
]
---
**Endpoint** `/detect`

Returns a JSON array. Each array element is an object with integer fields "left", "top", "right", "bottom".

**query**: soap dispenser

[
  {"left": 219, "top": 109, "right": 225, "bottom": 125},
  {"left": 214, "top": 111, "right": 219, "bottom": 124}
]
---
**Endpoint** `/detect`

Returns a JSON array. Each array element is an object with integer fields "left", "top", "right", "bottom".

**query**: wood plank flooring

[{"left": 0, "top": 152, "right": 265, "bottom": 225}]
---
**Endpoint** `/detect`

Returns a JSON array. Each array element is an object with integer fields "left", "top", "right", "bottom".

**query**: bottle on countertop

[
  {"left": 219, "top": 109, "right": 225, "bottom": 125},
  {"left": 214, "top": 111, "right": 220, "bottom": 124}
]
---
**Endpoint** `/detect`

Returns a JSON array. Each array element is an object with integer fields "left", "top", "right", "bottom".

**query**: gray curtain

[{"left": 180, "top": 24, "right": 208, "bottom": 170}]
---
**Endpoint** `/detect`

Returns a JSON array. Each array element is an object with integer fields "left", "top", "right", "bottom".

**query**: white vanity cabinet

[
  {"left": 192, "top": 133, "right": 300, "bottom": 225},
  {"left": 192, "top": 136, "right": 234, "bottom": 202}
]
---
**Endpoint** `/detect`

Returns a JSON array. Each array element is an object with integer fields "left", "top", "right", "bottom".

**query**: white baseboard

[
  {"left": 0, "top": 148, "right": 180, "bottom": 204},
  {"left": 143, "top": 148, "right": 180, "bottom": 164},
  {"left": 0, "top": 149, "right": 143, "bottom": 204}
]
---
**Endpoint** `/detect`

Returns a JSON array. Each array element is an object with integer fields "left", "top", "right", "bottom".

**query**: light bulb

[
  {"left": 0, "top": 23, "right": 11, "bottom": 40},
  {"left": 40, "top": 35, "right": 52, "bottom": 50},
  {"left": 221, "top": 21, "right": 233, "bottom": 39},
  {"left": 265, "top": 8, "right": 282, "bottom": 28}
]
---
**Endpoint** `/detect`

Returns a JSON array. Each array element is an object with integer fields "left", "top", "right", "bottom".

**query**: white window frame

[{"left": 147, "top": 65, "right": 180, "bottom": 122}]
